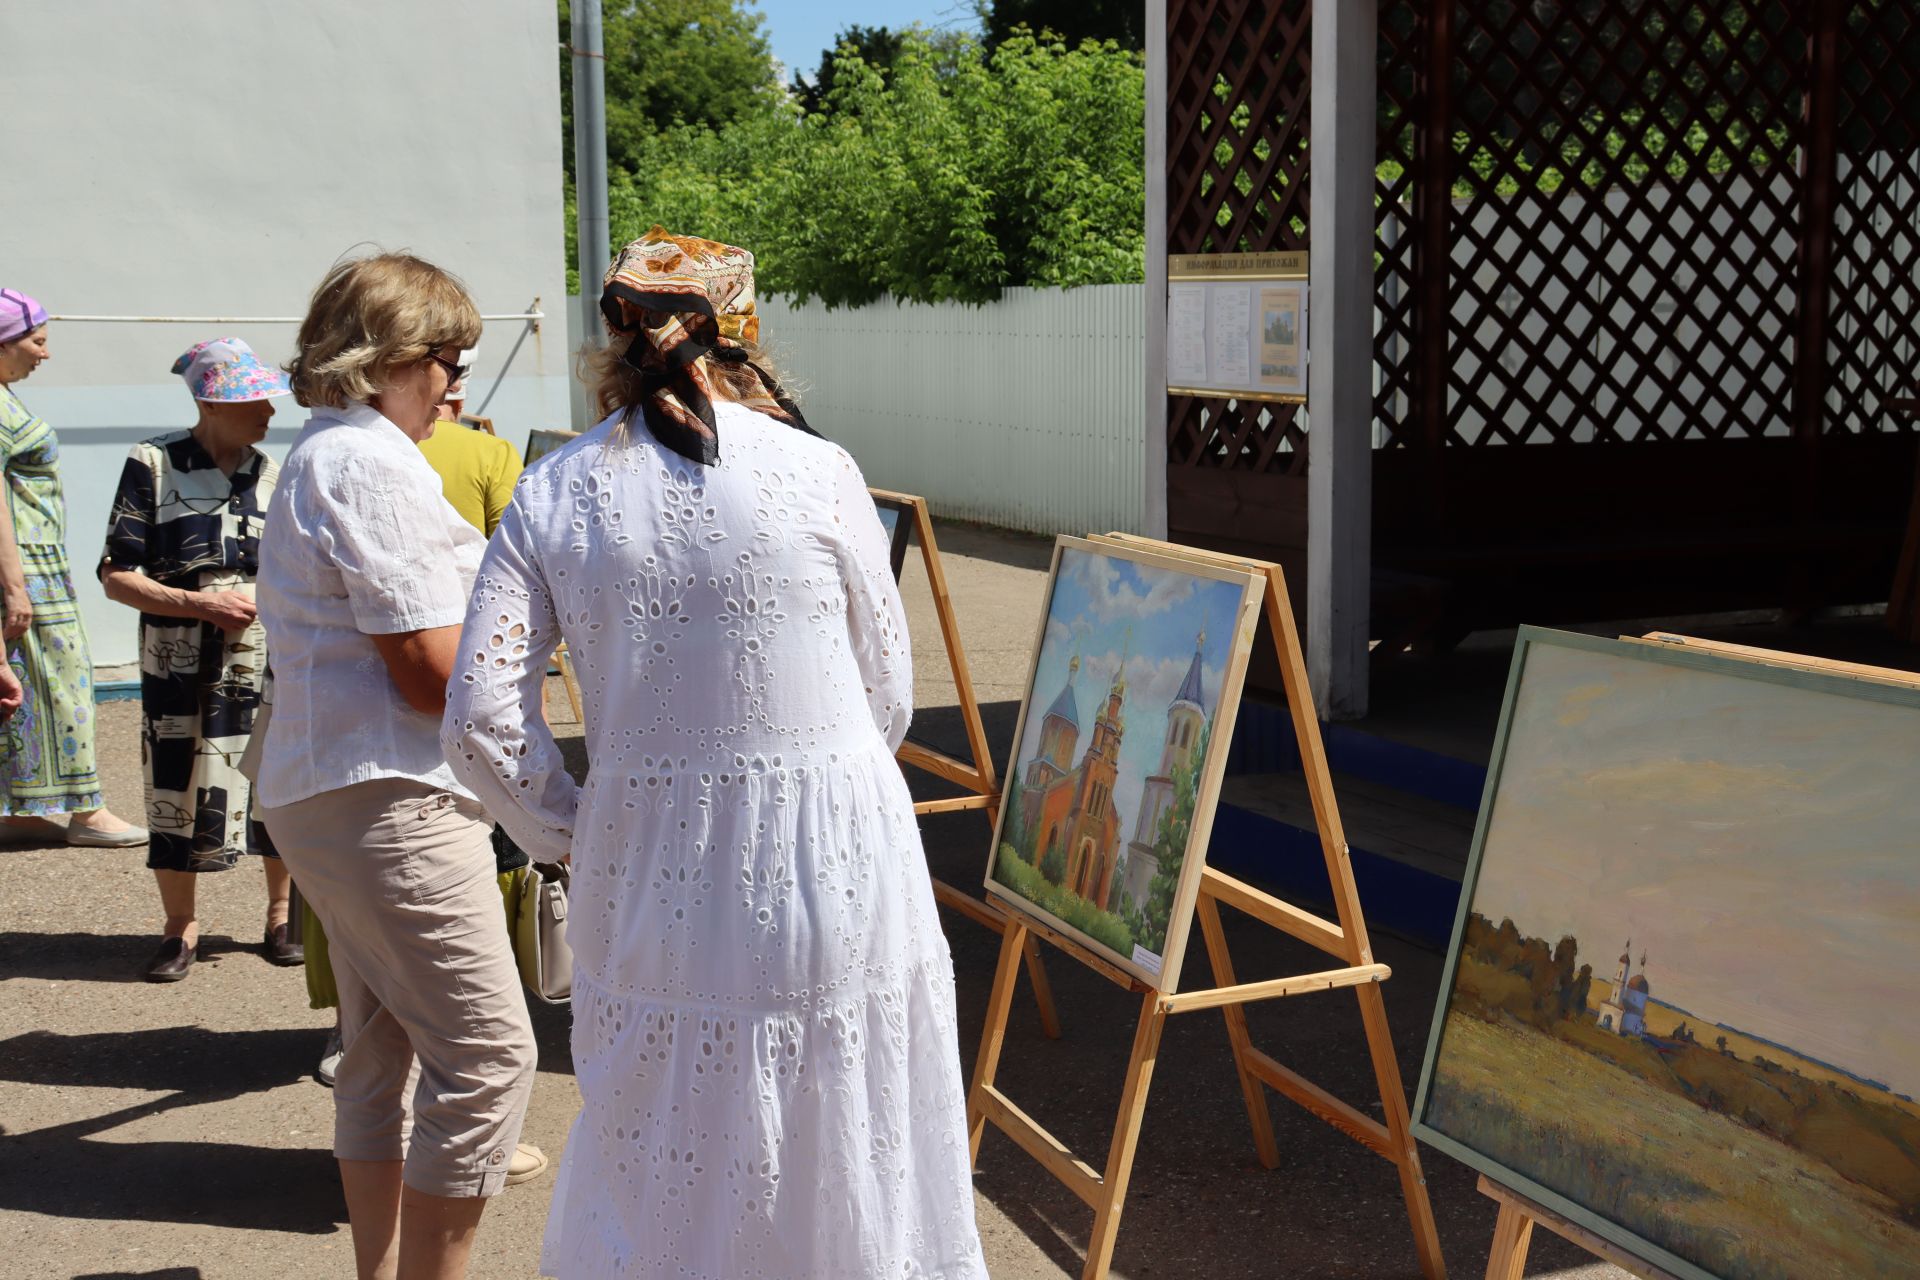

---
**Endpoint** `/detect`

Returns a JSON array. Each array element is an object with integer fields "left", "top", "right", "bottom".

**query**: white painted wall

[
  {"left": 759, "top": 286, "right": 1148, "bottom": 535},
  {"left": 2, "top": 1, "right": 571, "bottom": 666}
]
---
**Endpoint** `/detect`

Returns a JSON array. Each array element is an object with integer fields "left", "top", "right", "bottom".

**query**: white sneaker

[
  {"left": 506, "top": 1143, "right": 550, "bottom": 1186},
  {"left": 316, "top": 1025, "right": 343, "bottom": 1087}
]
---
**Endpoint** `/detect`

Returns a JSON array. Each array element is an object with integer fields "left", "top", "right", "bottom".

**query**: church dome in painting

[
  {"left": 1626, "top": 975, "right": 1650, "bottom": 993},
  {"left": 1045, "top": 679, "right": 1079, "bottom": 728}
]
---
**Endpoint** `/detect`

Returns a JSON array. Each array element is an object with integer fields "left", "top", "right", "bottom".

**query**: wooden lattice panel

[
  {"left": 1166, "top": 0, "right": 1312, "bottom": 473},
  {"left": 1443, "top": 0, "right": 1811, "bottom": 446},
  {"left": 1827, "top": 0, "right": 1920, "bottom": 433},
  {"left": 1374, "top": 0, "right": 1424, "bottom": 452}
]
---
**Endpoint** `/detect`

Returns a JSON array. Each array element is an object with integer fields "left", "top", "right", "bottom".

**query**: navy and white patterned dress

[{"left": 101, "top": 432, "right": 279, "bottom": 872}]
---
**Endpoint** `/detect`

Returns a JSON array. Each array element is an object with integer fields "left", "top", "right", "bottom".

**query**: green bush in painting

[{"left": 994, "top": 845, "right": 1135, "bottom": 958}]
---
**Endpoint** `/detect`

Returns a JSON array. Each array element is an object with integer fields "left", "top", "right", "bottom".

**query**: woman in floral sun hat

[{"left": 99, "top": 337, "right": 299, "bottom": 981}]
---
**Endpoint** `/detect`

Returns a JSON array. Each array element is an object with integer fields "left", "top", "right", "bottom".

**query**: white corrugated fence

[{"left": 758, "top": 285, "right": 1147, "bottom": 535}]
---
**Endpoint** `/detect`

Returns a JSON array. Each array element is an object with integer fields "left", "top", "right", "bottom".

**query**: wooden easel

[
  {"left": 966, "top": 533, "right": 1446, "bottom": 1280},
  {"left": 1479, "top": 1176, "right": 1682, "bottom": 1280},
  {"left": 871, "top": 489, "right": 1062, "bottom": 1039}
]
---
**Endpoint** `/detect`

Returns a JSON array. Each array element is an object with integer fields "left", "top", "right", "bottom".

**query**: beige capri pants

[{"left": 262, "top": 778, "right": 537, "bottom": 1198}]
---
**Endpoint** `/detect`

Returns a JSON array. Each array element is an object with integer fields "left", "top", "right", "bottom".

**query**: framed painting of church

[
  {"left": 1414, "top": 627, "right": 1920, "bottom": 1280},
  {"left": 984, "top": 536, "right": 1264, "bottom": 992}
]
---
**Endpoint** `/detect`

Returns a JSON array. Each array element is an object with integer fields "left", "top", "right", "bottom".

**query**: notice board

[{"left": 1165, "top": 250, "right": 1308, "bottom": 403}]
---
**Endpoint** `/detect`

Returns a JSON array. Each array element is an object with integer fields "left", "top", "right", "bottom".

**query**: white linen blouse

[{"left": 254, "top": 401, "right": 486, "bottom": 807}]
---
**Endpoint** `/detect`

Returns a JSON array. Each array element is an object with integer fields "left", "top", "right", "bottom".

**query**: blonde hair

[
  {"left": 578, "top": 329, "right": 795, "bottom": 425},
  {"left": 286, "top": 253, "right": 482, "bottom": 408}
]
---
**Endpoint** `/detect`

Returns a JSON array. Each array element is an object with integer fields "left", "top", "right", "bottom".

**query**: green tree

[
  {"left": 1551, "top": 935, "right": 1578, "bottom": 1017},
  {"left": 599, "top": 31, "right": 1144, "bottom": 305},
  {"left": 558, "top": 0, "right": 781, "bottom": 179},
  {"left": 1001, "top": 770, "right": 1028, "bottom": 858},
  {"left": 977, "top": 0, "right": 1145, "bottom": 52},
  {"left": 792, "top": 24, "right": 904, "bottom": 114},
  {"left": 1039, "top": 839, "right": 1065, "bottom": 885},
  {"left": 1139, "top": 721, "right": 1209, "bottom": 954}
]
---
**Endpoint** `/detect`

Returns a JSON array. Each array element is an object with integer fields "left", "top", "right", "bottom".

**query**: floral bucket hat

[{"left": 171, "top": 337, "right": 291, "bottom": 403}]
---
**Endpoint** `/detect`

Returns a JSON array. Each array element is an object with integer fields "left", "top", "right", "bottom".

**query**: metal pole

[{"left": 572, "top": 0, "right": 610, "bottom": 348}]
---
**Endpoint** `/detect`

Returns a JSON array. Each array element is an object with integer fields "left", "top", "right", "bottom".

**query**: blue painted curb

[
  {"left": 97, "top": 680, "right": 141, "bottom": 703},
  {"left": 1207, "top": 802, "right": 1462, "bottom": 948},
  {"left": 1226, "top": 698, "right": 1487, "bottom": 809}
]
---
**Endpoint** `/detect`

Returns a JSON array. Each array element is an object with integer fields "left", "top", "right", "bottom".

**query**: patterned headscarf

[
  {"left": 0, "top": 289, "right": 48, "bottom": 345},
  {"left": 599, "top": 226, "right": 814, "bottom": 465}
]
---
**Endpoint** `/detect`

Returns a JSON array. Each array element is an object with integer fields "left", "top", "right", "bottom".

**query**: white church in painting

[
  {"left": 1121, "top": 632, "right": 1209, "bottom": 906},
  {"left": 1597, "top": 943, "right": 1652, "bottom": 1036}
]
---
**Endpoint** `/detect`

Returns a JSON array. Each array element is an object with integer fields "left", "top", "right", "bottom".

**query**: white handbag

[{"left": 513, "top": 861, "right": 573, "bottom": 1005}]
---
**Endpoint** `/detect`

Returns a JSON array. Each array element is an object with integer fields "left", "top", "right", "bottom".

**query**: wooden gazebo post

[
  {"left": 1305, "top": 0, "right": 1377, "bottom": 720},
  {"left": 1144, "top": 0, "right": 1170, "bottom": 542},
  {"left": 1148, "top": 0, "right": 1377, "bottom": 719}
]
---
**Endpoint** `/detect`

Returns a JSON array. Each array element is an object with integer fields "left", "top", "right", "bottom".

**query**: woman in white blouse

[
  {"left": 443, "top": 228, "right": 987, "bottom": 1280},
  {"left": 255, "top": 253, "right": 536, "bottom": 1280}
]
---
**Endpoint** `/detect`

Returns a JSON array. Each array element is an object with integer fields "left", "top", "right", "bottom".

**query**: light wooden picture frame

[
  {"left": 525, "top": 427, "right": 579, "bottom": 467},
  {"left": 1413, "top": 626, "right": 1920, "bottom": 1280},
  {"left": 983, "top": 536, "right": 1264, "bottom": 993},
  {"left": 870, "top": 492, "right": 915, "bottom": 581}
]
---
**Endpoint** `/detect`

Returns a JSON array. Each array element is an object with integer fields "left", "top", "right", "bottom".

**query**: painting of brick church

[{"left": 986, "top": 538, "right": 1262, "bottom": 991}]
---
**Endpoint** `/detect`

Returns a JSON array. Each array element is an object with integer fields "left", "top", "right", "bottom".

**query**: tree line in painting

[{"left": 1453, "top": 912, "right": 1920, "bottom": 1225}]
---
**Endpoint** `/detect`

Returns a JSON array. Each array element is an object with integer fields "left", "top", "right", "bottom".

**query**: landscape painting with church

[
  {"left": 1416, "top": 630, "right": 1920, "bottom": 1280},
  {"left": 986, "top": 539, "right": 1260, "bottom": 991}
]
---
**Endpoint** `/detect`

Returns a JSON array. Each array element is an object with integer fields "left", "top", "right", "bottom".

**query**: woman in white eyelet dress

[{"left": 441, "top": 391, "right": 989, "bottom": 1278}]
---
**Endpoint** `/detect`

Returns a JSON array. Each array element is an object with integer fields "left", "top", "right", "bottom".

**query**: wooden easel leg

[
  {"left": 1194, "top": 893, "right": 1280, "bottom": 1169},
  {"left": 1021, "top": 932, "right": 1064, "bottom": 1040},
  {"left": 1482, "top": 1198, "right": 1534, "bottom": 1280},
  {"left": 967, "top": 920, "right": 1028, "bottom": 1166},
  {"left": 556, "top": 645, "right": 585, "bottom": 724},
  {"left": 1081, "top": 990, "right": 1169, "bottom": 1280},
  {"left": 1355, "top": 982, "right": 1448, "bottom": 1279}
]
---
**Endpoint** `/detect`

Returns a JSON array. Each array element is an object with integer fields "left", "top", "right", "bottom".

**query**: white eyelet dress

[{"left": 443, "top": 404, "right": 987, "bottom": 1280}]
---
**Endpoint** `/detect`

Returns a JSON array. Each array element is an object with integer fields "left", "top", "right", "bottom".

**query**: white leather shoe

[{"left": 506, "top": 1143, "right": 550, "bottom": 1186}]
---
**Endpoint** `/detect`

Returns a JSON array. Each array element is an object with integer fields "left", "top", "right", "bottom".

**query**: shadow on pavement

[
  {"left": 0, "top": 930, "right": 286, "bottom": 985},
  {"left": 0, "top": 1025, "right": 321, "bottom": 1095},
  {"left": 0, "top": 1121, "right": 345, "bottom": 1233},
  {"left": 0, "top": 1028, "right": 346, "bottom": 1232}
]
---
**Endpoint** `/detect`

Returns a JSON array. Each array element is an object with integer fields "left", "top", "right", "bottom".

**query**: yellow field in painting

[
  {"left": 1428, "top": 1012, "right": 1920, "bottom": 1280},
  {"left": 1587, "top": 979, "right": 1920, "bottom": 1124}
]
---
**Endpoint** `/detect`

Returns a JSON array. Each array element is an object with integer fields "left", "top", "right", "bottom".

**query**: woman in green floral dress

[{"left": 0, "top": 289, "right": 145, "bottom": 846}]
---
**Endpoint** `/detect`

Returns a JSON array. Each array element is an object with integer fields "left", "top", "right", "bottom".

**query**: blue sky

[
  {"left": 754, "top": 0, "right": 981, "bottom": 82},
  {"left": 1014, "top": 548, "right": 1251, "bottom": 860}
]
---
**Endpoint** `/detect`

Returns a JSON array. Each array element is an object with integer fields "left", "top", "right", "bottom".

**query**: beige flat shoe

[
  {"left": 506, "top": 1142, "right": 549, "bottom": 1186},
  {"left": 66, "top": 822, "right": 150, "bottom": 848}
]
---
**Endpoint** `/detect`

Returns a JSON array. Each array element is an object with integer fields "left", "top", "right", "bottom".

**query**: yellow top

[{"left": 417, "top": 420, "right": 524, "bottom": 536}]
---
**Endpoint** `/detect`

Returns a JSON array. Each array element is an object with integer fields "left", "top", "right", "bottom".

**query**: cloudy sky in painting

[
  {"left": 1013, "top": 547, "right": 1254, "bottom": 852},
  {"left": 1469, "top": 640, "right": 1920, "bottom": 1096}
]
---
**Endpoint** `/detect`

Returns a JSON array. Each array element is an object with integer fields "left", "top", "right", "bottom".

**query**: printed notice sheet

[{"left": 1166, "top": 285, "right": 1209, "bottom": 386}]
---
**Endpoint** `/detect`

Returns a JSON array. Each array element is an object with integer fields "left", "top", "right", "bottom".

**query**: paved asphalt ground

[{"left": 0, "top": 523, "right": 1622, "bottom": 1279}]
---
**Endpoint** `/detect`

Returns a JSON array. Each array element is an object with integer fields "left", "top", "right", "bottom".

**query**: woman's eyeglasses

[{"left": 425, "top": 348, "right": 471, "bottom": 388}]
